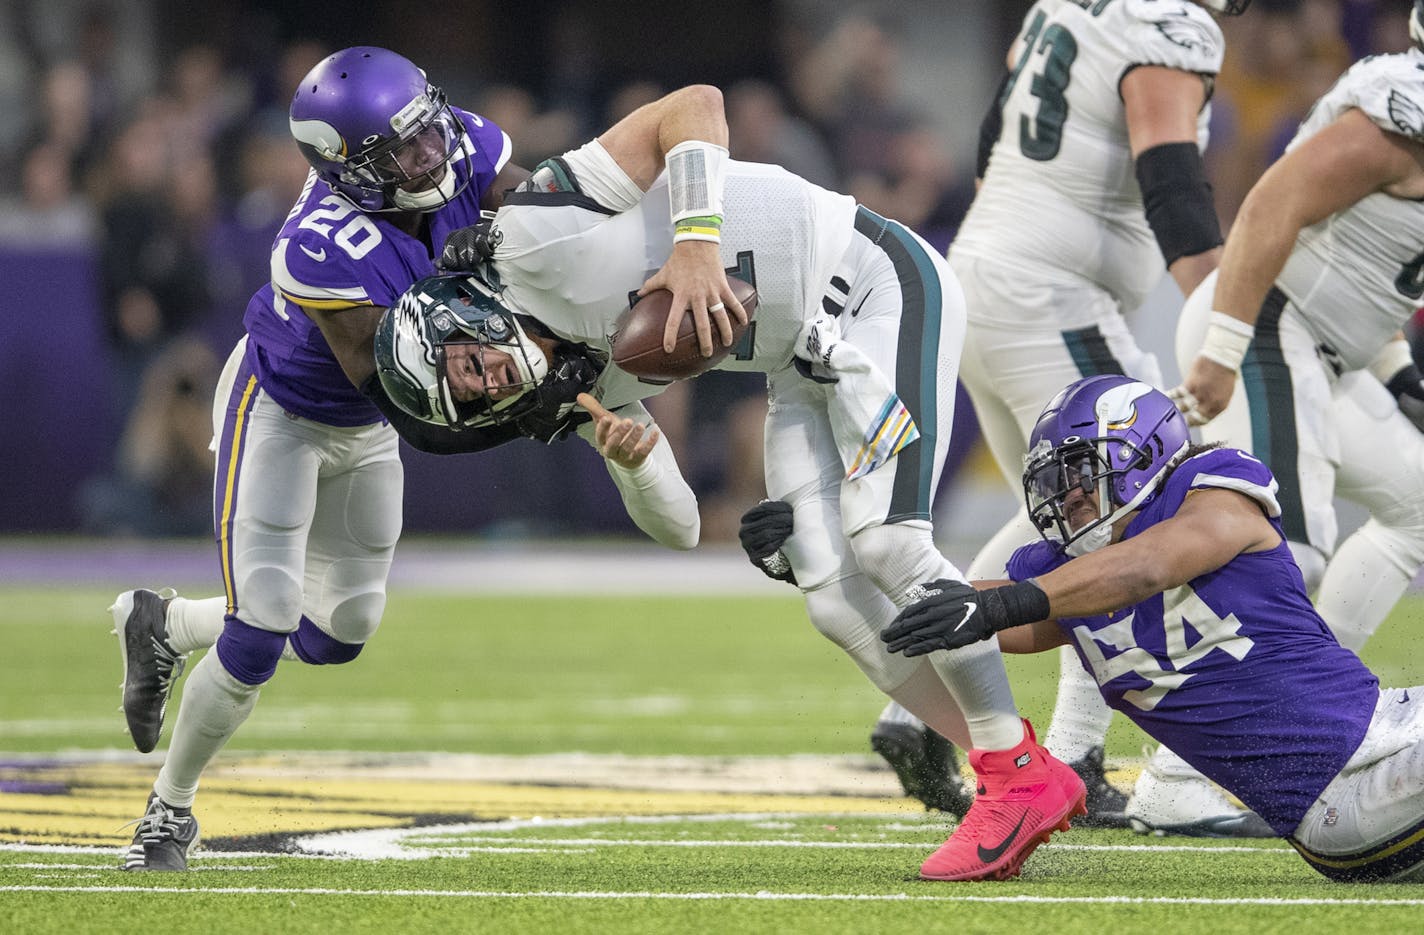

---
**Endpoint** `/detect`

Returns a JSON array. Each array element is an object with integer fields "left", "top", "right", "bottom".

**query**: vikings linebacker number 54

[{"left": 1072, "top": 585, "right": 1254, "bottom": 712}]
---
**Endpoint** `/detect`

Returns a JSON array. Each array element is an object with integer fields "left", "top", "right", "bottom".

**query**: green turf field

[{"left": 3, "top": 582, "right": 1423, "bottom": 933}]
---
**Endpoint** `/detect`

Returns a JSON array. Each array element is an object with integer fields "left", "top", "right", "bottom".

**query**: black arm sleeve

[
  {"left": 359, "top": 374, "right": 522, "bottom": 455},
  {"left": 1134, "top": 141, "right": 1223, "bottom": 266},
  {"left": 977, "top": 71, "right": 1012, "bottom": 180}
]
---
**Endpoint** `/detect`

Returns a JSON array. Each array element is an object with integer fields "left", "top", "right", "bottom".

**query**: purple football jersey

[
  {"left": 1007, "top": 447, "right": 1378, "bottom": 836},
  {"left": 242, "top": 108, "right": 511, "bottom": 425}
]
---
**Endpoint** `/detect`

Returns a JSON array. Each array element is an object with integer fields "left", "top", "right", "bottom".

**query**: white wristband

[
  {"left": 1368, "top": 338, "right": 1414, "bottom": 384},
  {"left": 1199, "top": 311, "right": 1255, "bottom": 370},
  {"left": 667, "top": 139, "right": 727, "bottom": 243}
]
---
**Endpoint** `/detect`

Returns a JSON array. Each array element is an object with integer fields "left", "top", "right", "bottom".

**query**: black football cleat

[
  {"left": 1066, "top": 745, "right": 1131, "bottom": 829},
  {"left": 122, "top": 792, "right": 199, "bottom": 871},
  {"left": 110, "top": 589, "right": 187, "bottom": 753},
  {"left": 870, "top": 720, "right": 975, "bottom": 817}
]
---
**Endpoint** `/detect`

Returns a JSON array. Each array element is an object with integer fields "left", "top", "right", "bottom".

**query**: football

[{"left": 611, "top": 276, "right": 758, "bottom": 381}]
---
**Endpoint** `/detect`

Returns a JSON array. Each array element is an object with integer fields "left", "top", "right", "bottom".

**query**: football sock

[
  {"left": 167, "top": 595, "right": 299, "bottom": 661},
  {"left": 153, "top": 651, "right": 261, "bottom": 808},
  {"left": 885, "top": 662, "right": 970, "bottom": 750},
  {"left": 877, "top": 700, "right": 926, "bottom": 731},
  {"left": 164, "top": 596, "right": 227, "bottom": 655},
  {"left": 1316, "top": 519, "right": 1418, "bottom": 653},
  {"left": 1044, "top": 647, "right": 1113, "bottom": 763},
  {"left": 929, "top": 638, "right": 1025, "bottom": 751}
]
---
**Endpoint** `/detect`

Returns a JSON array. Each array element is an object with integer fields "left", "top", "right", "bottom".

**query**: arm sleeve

[
  {"left": 558, "top": 139, "right": 647, "bottom": 212},
  {"left": 577, "top": 403, "right": 700, "bottom": 550},
  {"left": 359, "top": 374, "right": 522, "bottom": 454}
]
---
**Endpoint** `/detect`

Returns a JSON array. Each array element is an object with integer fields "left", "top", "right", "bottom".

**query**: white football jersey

[
  {"left": 1276, "top": 49, "right": 1424, "bottom": 372},
  {"left": 950, "top": 0, "right": 1222, "bottom": 315},
  {"left": 488, "top": 145, "right": 856, "bottom": 409}
]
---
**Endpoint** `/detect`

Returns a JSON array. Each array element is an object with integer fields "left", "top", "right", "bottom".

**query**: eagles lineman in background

[
  {"left": 380, "top": 87, "right": 1092, "bottom": 882},
  {"left": 869, "top": 0, "right": 1266, "bottom": 836},
  {"left": 1174, "top": 3, "right": 1424, "bottom": 670}
]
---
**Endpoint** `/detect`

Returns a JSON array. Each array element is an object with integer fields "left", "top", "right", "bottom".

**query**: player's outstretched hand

[
  {"left": 881, "top": 580, "right": 991, "bottom": 656},
  {"left": 577, "top": 393, "right": 659, "bottom": 470},
  {"left": 638, "top": 241, "right": 747, "bottom": 356},
  {"left": 738, "top": 500, "right": 796, "bottom": 585}
]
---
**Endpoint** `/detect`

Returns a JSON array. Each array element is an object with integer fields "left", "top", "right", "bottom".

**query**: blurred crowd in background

[{"left": 0, "top": 0, "right": 1417, "bottom": 540}]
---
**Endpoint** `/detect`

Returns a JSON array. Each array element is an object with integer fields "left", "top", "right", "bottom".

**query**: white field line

[
  {"left": 391, "top": 837, "right": 1294, "bottom": 854},
  {"left": 289, "top": 813, "right": 1293, "bottom": 861},
  {"left": 1, "top": 885, "right": 1421, "bottom": 907}
]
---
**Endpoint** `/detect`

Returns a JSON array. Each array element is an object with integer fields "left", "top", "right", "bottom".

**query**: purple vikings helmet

[
  {"left": 289, "top": 47, "right": 470, "bottom": 213},
  {"left": 1023, "top": 375, "right": 1190, "bottom": 552}
]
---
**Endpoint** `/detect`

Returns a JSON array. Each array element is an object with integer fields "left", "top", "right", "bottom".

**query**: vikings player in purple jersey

[
  {"left": 107, "top": 46, "right": 531, "bottom": 872},
  {"left": 882, "top": 375, "right": 1424, "bottom": 882}
]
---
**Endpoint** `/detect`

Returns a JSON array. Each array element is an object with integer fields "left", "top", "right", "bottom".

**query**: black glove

[
  {"left": 738, "top": 500, "right": 797, "bottom": 585},
  {"left": 439, "top": 221, "right": 502, "bottom": 272},
  {"left": 881, "top": 578, "right": 1051, "bottom": 657},
  {"left": 515, "top": 349, "right": 601, "bottom": 443},
  {"left": 1386, "top": 362, "right": 1424, "bottom": 432}
]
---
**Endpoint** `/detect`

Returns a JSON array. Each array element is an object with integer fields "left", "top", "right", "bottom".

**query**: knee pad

[
  {"left": 803, "top": 575, "right": 920, "bottom": 694},
  {"left": 236, "top": 564, "right": 304, "bottom": 632},
  {"left": 325, "top": 589, "right": 386, "bottom": 646},
  {"left": 215, "top": 616, "right": 289, "bottom": 686},
  {"left": 288, "top": 616, "right": 365, "bottom": 666},
  {"left": 848, "top": 521, "right": 957, "bottom": 605}
]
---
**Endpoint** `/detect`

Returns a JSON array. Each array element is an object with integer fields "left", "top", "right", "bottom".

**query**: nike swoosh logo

[
  {"left": 1401, "top": 690, "right": 1411, "bottom": 703},
  {"left": 953, "top": 602, "right": 979, "bottom": 632},
  {"left": 299, "top": 244, "right": 327, "bottom": 262},
  {"left": 976, "top": 811, "right": 1029, "bottom": 864}
]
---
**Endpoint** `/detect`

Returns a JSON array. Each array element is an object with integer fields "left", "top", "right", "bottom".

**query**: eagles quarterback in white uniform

[
  {"left": 874, "top": 0, "right": 1262, "bottom": 836},
  {"left": 1175, "top": 4, "right": 1424, "bottom": 671},
  {"left": 378, "top": 87, "right": 1091, "bottom": 882}
]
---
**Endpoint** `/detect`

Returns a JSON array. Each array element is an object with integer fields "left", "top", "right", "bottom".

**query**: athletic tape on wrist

[
  {"left": 667, "top": 140, "right": 727, "bottom": 243},
  {"left": 1369, "top": 338, "right": 1415, "bottom": 385},
  {"left": 1199, "top": 311, "right": 1255, "bottom": 370}
]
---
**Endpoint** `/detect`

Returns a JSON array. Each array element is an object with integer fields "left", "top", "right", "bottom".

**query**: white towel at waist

[{"left": 794, "top": 311, "right": 920, "bottom": 481}]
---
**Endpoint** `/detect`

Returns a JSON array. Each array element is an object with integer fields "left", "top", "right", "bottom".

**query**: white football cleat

[{"left": 1126, "top": 761, "right": 1274, "bottom": 838}]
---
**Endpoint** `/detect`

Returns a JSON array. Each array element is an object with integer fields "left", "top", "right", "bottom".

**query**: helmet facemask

[
  {"left": 430, "top": 314, "right": 550, "bottom": 428},
  {"left": 340, "top": 89, "right": 471, "bottom": 212},
  {"left": 376, "top": 274, "right": 551, "bottom": 431},
  {"left": 1024, "top": 434, "right": 1157, "bottom": 555},
  {"left": 1022, "top": 376, "right": 1191, "bottom": 556}
]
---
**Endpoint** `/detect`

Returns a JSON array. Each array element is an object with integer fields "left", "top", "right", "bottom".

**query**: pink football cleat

[{"left": 918, "top": 719, "right": 1086, "bottom": 881}]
